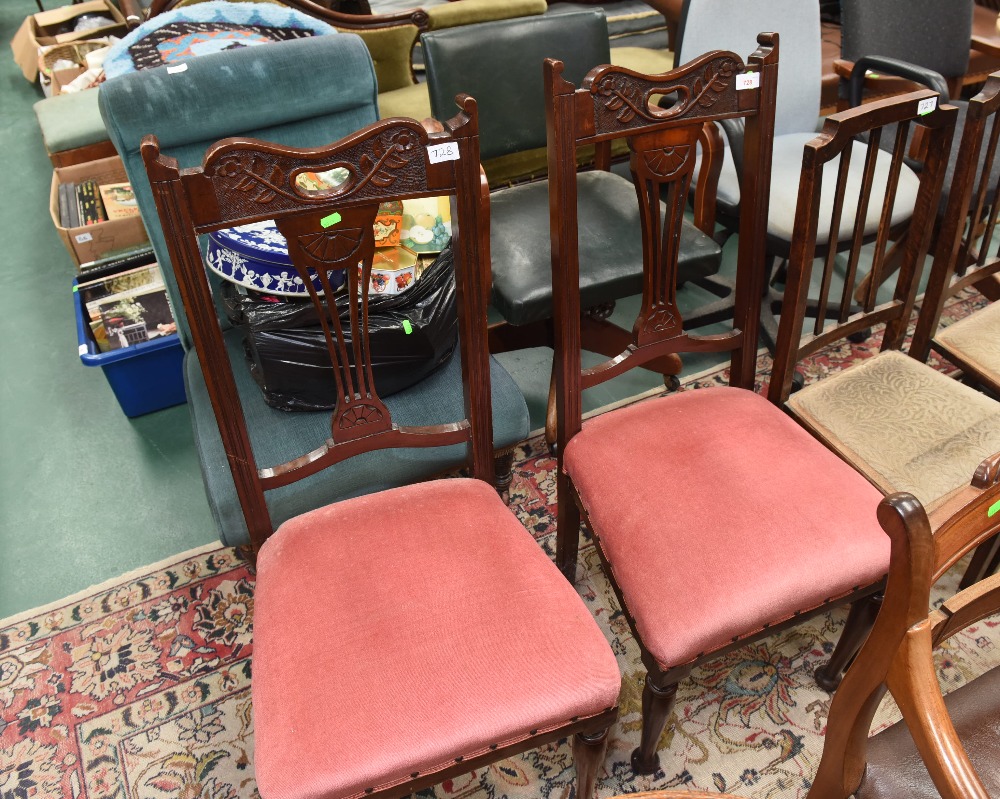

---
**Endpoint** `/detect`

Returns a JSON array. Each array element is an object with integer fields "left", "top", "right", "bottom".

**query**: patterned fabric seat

[
  {"left": 787, "top": 349, "right": 1000, "bottom": 506},
  {"left": 934, "top": 300, "right": 1000, "bottom": 388},
  {"left": 252, "top": 478, "right": 622, "bottom": 799}
]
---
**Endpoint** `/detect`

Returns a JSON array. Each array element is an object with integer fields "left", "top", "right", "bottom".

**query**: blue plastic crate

[{"left": 74, "top": 281, "right": 187, "bottom": 417}]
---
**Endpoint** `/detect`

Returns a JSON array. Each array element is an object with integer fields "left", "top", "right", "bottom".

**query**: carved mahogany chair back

[
  {"left": 548, "top": 36, "right": 778, "bottom": 455},
  {"left": 546, "top": 38, "right": 976, "bottom": 779},
  {"left": 142, "top": 101, "right": 493, "bottom": 554},
  {"left": 911, "top": 72, "right": 1000, "bottom": 391},
  {"left": 768, "top": 91, "right": 958, "bottom": 404},
  {"left": 811, "top": 454, "right": 1000, "bottom": 799}
]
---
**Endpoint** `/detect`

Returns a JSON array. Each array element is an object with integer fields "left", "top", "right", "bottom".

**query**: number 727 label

[{"left": 426, "top": 142, "right": 461, "bottom": 163}]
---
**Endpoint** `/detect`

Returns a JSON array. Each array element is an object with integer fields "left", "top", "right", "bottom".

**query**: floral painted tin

[{"left": 364, "top": 247, "right": 419, "bottom": 295}]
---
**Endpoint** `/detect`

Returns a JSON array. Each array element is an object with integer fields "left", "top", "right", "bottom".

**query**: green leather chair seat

[
  {"left": 188, "top": 330, "right": 529, "bottom": 546},
  {"left": 34, "top": 90, "right": 108, "bottom": 153},
  {"left": 490, "top": 170, "right": 722, "bottom": 326}
]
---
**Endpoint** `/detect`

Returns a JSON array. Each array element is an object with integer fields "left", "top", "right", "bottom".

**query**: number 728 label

[{"left": 426, "top": 142, "right": 460, "bottom": 163}]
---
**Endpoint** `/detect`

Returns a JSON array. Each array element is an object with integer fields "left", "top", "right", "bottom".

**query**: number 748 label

[{"left": 427, "top": 142, "right": 460, "bottom": 163}]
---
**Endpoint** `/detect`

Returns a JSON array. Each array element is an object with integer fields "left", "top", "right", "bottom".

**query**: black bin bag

[{"left": 222, "top": 248, "right": 458, "bottom": 412}]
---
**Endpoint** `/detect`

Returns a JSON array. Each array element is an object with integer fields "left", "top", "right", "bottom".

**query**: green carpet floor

[{"left": 0, "top": 0, "right": 216, "bottom": 618}]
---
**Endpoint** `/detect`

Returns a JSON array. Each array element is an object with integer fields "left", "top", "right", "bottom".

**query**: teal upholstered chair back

[
  {"left": 422, "top": 9, "right": 612, "bottom": 161},
  {"left": 678, "top": 0, "right": 821, "bottom": 137},
  {"left": 99, "top": 34, "right": 379, "bottom": 348}
]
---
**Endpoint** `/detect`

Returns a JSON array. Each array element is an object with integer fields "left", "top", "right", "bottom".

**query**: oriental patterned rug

[{"left": 2, "top": 289, "right": 997, "bottom": 799}]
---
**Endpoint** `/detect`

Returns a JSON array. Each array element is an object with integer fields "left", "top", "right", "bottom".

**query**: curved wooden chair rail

[
  {"left": 142, "top": 101, "right": 492, "bottom": 553},
  {"left": 120, "top": 0, "right": 429, "bottom": 32},
  {"left": 811, "top": 454, "right": 1000, "bottom": 799}
]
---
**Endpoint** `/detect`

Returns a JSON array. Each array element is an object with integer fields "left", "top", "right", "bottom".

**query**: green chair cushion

[
  {"left": 423, "top": 10, "right": 612, "bottom": 161},
  {"left": 34, "top": 90, "right": 109, "bottom": 153},
  {"left": 934, "top": 301, "right": 1000, "bottom": 387},
  {"left": 377, "top": 81, "right": 432, "bottom": 121},
  {"left": 100, "top": 34, "right": 379, "bottom": 349},
  {"left": 351, "top": 23, "right": 419, "bottom": 93},
  {"left": 788, "top": 349, "right": 1000, "bottom": 505},
  {"left": 425, "top": 0, "right": 547, "bottom": 31},
  {"left": 610, "top": 45, "right": 674, "bottom": 74},
  {"left": 186, "top": 332, "right": 530, "bottom": 546}
]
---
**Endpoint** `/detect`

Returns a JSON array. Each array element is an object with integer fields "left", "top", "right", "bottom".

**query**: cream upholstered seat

[
  {"left": 787, "top": 350, "right": 1000, "bottom": 507},
  {"left": 253, "top": 479, "right": 621, "bottom": 799},
  {"left": 934, "top": 301, "right": 1000, "bottom": 390}
]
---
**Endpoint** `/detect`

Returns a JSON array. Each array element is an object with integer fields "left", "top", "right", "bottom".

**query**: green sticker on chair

[
  {"left": 989, "top": 498, "right": 1000, "bottom": 518},
  {"left": 320, "top": 212, "right": 342, "bottom": 228}
]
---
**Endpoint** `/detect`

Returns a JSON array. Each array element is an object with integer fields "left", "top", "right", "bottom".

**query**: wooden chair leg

[
  {"left": 959, "top": 533, "right": 1000, "bottom": 589},
  {"left": 573, "top": 727, "right": 611, "bottom": 799},
  {"left": 556, "top": 474, "right": 582, "bottom": 582},
  {"left": 815, "top": 592, "right": 883, "bottom": 692},
  {"left": 493, "top": 449, "right": 515, "bottom": 497},
  {"left": 546, "top": 364, "right": 559, "bottom": 451},
  {"left": 631, "top": 674, "right": 680, "bottom": 776}
]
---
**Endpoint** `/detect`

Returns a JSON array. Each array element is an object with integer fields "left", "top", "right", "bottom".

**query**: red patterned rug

[{"left": 2, "top": 289, "right": 996, "bottom": 799}]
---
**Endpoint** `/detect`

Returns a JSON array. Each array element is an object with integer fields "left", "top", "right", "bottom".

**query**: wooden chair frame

[
  {"left": 768, "top": 90, "right": 958, "bottom": 403},
  {"left": 548, "top": 34, "right": 810, "bottom": 775},
  {"left": 812, "top": 453, "right": 1000, "bottom": 799},
  {"left": 142, "top": 99, "right": 492, "bottom": 557},
  {"left": 911, "top": 71, "right": 1000, "bottom": 390},
  {"left": 549, "top": 37, "right": 778, "bottom": 575}
]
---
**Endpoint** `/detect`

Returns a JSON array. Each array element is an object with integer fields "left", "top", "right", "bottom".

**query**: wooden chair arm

[
  {"left": 971, "top": 34, "right": 1000, "bottom": 59},
  {"left": 886, "top": 621, "right": 992, "bottom": 799},
  {"left": 144, "top": 0, "right": 431, "bottom": 31},
  {"left": 928, "top": 452, "right": 1000, "bottom": 581},
  {"left": 930, "top": 570, "right": 1000, "bottom": 646}
]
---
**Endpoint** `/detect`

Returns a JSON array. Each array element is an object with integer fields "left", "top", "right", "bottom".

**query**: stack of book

[
  {"left": 58, "top": 179, "right": 139, "bottom": 228},
  {"left": 75, "top": 261, "right": 177, "bottom": 352}
]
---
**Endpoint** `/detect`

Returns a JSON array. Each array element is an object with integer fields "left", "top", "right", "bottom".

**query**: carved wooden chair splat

[
  {"left": 548, "top": 35, "right": 907, "bottom": 777},
  {"left": 144, "top": 101, "right": 621, "bottom": 799},
  {"left": 143, "top": 105, "right": 500, "bottom": 554}
]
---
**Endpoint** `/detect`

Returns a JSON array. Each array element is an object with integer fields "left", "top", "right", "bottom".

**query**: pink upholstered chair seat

[
  {"left": 252, "top": 478, "right": 622, "bottom": 799},
  {"left": 563, "top": 386, "right": 891, "bottom": 671}
]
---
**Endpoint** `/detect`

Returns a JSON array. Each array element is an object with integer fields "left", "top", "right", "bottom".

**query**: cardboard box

[
  {"left": 11, "top": 0, "right": 126, "bottom": 82},
  {"left": 51, "top": 155, "right": 150, "bottom": 269}
]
